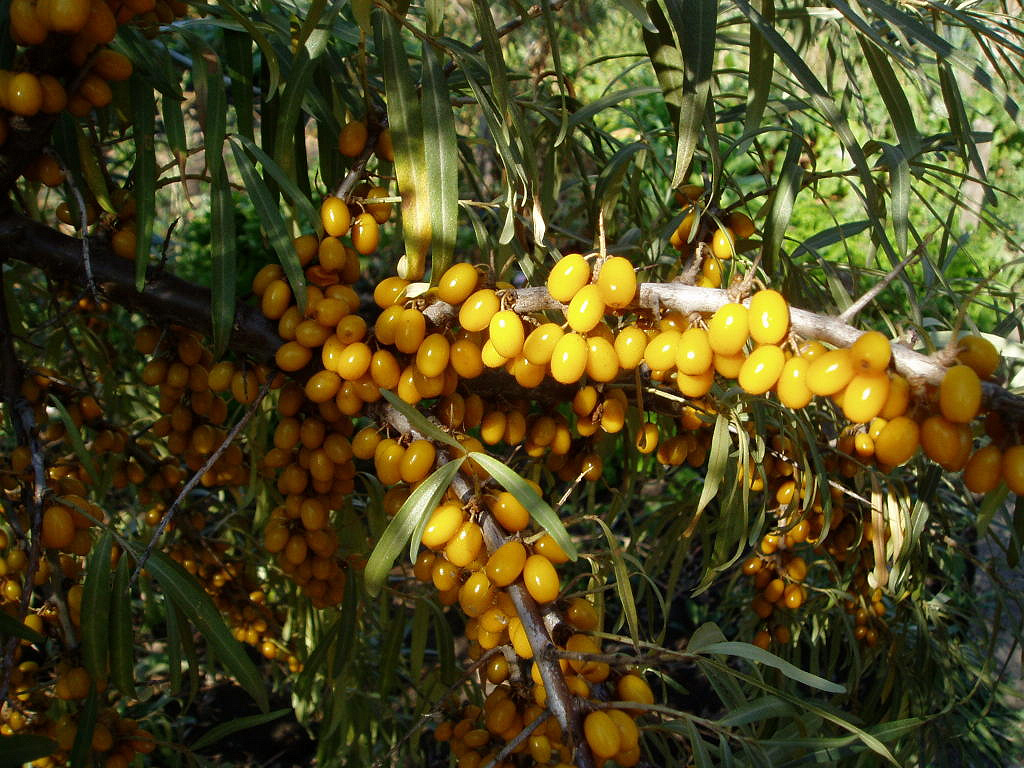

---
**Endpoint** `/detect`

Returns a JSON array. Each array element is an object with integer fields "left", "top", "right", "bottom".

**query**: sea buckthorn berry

[
  {"left": 450, "top": 338, "right": 484, "bottom": 379},
  {"left": 738, "top": 344, "right": 785, "bottom": 395},
  {"left": 275, "top": 341, "right": 312, "bottom": 372},
  {"left": 365, "top": 186, "right": 392, "bottom": 223},
  {"left": 10, "top": 0, "right": 47, "bottom": 44},
  {"left": 566, "top": 284, "right": 606, "bottom": 333},
  {"left": 93, "top": 50, "right": 133, "bottom": 81},
  {"left": 305, "top": 370, "right": 341, "bottom": 403},
  {"left": 411, "top": 333, "right": 448, "bottom": 378},
  {"left": 8, "top": 73, "right": 43, "bottom": 116},
  {"left": 445, "top": 521, "right": 484, "bottom": 567},
  {"left": 375, "top": 129, "right": 394, "bottom": 161},
  {"left": 489, "top": 310, "right": 525, "bottom": 358},
  {"left": 373, "top": 276, "right": 409, "bottom": 308},
  {"left": 485, "top": 540, "right": 527, "bottom": 587},
  {"left": 748, "top": 289, "right": 789, "bottom": 345},
  {"left": 547, "top": 253, "right": 590, "bottom": 303},
  {"left": 431, "top": 557, "right": 459, "bottom": 592},
  {"left": 713, "top": 350, "right": 745, "bottom": 379},
  {"left": 437, "top": 263, "right": 479, "bottom": 305},
  {"left": 491, "top": 491, "right": 529, "bottom": 532},
  {"left": 874, "top": 416, "right": 919, "bottom": 467},
  {"left": 920, "top": 415, "right": 972, "bottom": 471},
  {"left": 727, "top": 210, "right": 755, "bottom": 238},
  {"left": 400, "top": 440, "right": 436, "bottom": 484},
  {"left": 596, "top": 256, "right": 637, "bottom": 309},
  {"left": 42, "top": 505, "right": 75, "bottom": 549},
  {"left": 843, "top": 372, "right": 890, "bottom": 424},
  {"left": 522, "top": 554, "right": 559, "bottom": 603},
  {"left": 850, "top": 330, "right": 891, "bottom": 373},
  {"left": 486, "top": 655, "right": 509, "bottom": 684},
  {"left": 753, "top": 630, "right": 772, "bottom": 650},
  {"left": 459, "top": 289, "right": 500, "bottom": 332},
  {"left": 261, "top": 279, "right": 292, "bottom": 319},
  {"left": 676, "top": 368, "right": 714, "bottom": 398},
  {"left": 394, "top": 308, "right": 427, "bottom": 355},
  {"left": 880, "top": 374, "right": 910, "bottom": 419},
  {"left": 39, "top": 75, "right": 67, "bottom": 114},
  {"left": 964, "top": 444, "right": 1002, "bottom": 494},
  {"left": 459, "top": 572, "right": 495, "bottom": 618},
  {"left": 644, "top": 330, "right": 681, "bottom": 371},
  {"left": 50, "top": 0, "right": 91, "bottom": 32},
  {"left": 957, "top": 335, "right": 999, "bottom": 379},
  {"left": 617, "top": 672, "right": 654, "bottom": 706},
  {"left": 533, "top": 532, "right": 568, "bottom": 563},
  {"left": 338, "top": 120, "right": 368, "bottom": 156},
  {"left": 675, "top": 327, "right": 713, "bottom": 375},
  {"left": 614, "top": 325, "right": 647, "bottom": 369},
  {"left": 549, "top": 332, "right": 588, "bottom": 384},
  {"left": 566, "top": 597, "right": 599, "bottom": 631},
  {"left": 584, "top": 711, "right": 621, "bottom": 759},
  {"left": 708, "top": 302, "right": 749, "bottom": 355},
  {"left": 1001, "top": 445, "right": 1024, "bottom": 495},
  {"left": 711, "top": 226, "right": 736, "bottom": 260},
  {"left": 635, "top": 422, "right": 659, "bottom": 454},
  {"left": 806, "top": 349, "right": 854, "bottom": 396},
  {"left": 586, "top": 336, "right": 619, "bottom": 382},
  {"left": 523, "top": 323, "right": 564, "bottom": 365},
  {"left": 672, "top": 207, "right": 699, "bottom": 248},
  {"left": 939, "top": 364, "right": 982, "bottom": 424},
  {"left": 351, "top": 212, "right": 380, "bottom": 254},
  {"left": 776, "top": 357, "right": 811, "bottom": 409},
  {"left": 320, "top": 196, "right": 351, "bottom": 237},
  {"left": 480, "top": 339, "right": 508, "bottom": 368}
]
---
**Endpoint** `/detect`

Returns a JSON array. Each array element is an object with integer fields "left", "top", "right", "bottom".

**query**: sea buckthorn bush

[{"left": 0, "top": 2, "right": 1023, "bottom": 767}]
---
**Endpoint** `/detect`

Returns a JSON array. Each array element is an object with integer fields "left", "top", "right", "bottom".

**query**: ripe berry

[
  {"left": 351, "top": 212, "right": 379, "bottom": 254},
  {"left": 489, "top": 310, "right": 525, "bottom": 358},
  {"left": 583, "top": 711, "right": 621, "bottom": 759},
  {"left": 549, "top": 332, "right": 588, "bottom": 384},
  {"left": 437, "top": 262, "right": 478, "bottom": 305},
  {"left": 850, "top": 330, "right": 891, "bottom": 373},
  {"left": 738, "top": 344, "right": 785, "bottom": 395},
  {"left": 711, "top": 226, "right": 736, "bottom": 260},
  {"left": 708, "top": 303, "right": 749, "bottom": 355},
  {"left": 1001, "top": 445, "right": 1024, "bottom": 495},
  {"left": 614, "top": 326, "right": 647, "bottom": 369},
  {"left": 939, "top": 364, "right": 982, "bottom": 424},
  {"left": 459, "top": 289, "right": 499, "bottom": 332},
  {"left": 596, "top": 256, "right": 637, "bottom": 309},
  {"left": 676, "top": 327, "right": 712, "bottom": 375},
  {"left": 806, "top": 349, "right": 854, "bottom": 396},
  {"left": 842, "top": 372, "right": 890, "bottom": 424},
  {"left": 8, "top": 73, "right": 43, "bottom": 117},
  {"left": 522, "top": 553, "right": 559, "bottom": 603},
  {"left": 338, "top": 120, "right": 368, "bottom": 156},
  {"left": 547, "top": 253, "right": 590, "bottom": 303},
  {"left": 566, "top": 284, "right": 606, "bottom": 333},
  {"left": 964, "top": 444, "right": 1002, "bottom": 494},
  {"left": 957, "top": 335, "right": 999, "bottom": 379},
  {"left": 874, "top": 416, "right": 919, "bottom": 467},
  {"left": 644, "top": 330, "right": 680, "bottom": 371},
  {"left": 748, "top": 289, "right": 789, "bottom": 345},
  {"left": 777, "top": 357, "right": 811, "bottom": 409},
  {"left": 320, "top": 196, "right": 351, "bottom": 237},
  {"left": 485, "top": 540, "right": 527, "bottom": 587},
  {"left": 445, "top": 521, "right": 484, "bottom": 567}
]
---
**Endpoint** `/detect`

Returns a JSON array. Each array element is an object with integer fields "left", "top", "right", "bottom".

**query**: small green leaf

[
  {"left": 0, "top": 735, "right": 57, "bottom": 767},
  {"left": 109, "top": 557, "right": 136, "bottom": 697},
  {"left": 468, "top": 452, "right": 578, "bottom": 561},
  {"left": 694, "top": 641, "right": 846, "bottom": 693},
  {"left": 0, "top": 611, "right": 44, "bottom": 644},
  {"left": 295, "top": 615, "right": 343, "bottom": 698},
  {"left": 684, "top": 719, "right": 713, "bottom": 768},
  {"left": 140, "top": 549, "right": 269, "bottom": 712},
  {"left": 763, "top": 129, "right": 804, "bottom": 271},
  {"left": 378, "top": 606, "right": 406, "bottom": 696},
  {"left": 422, "top": 41, "right": 459, "bottom": 283},
  {"left": 376, "top": 10, "right": 432, "bottom": 279},
  {"left": 234, "top": 135, "right": 321, "bottom": 235},
  {"left": 590, "top": 516, "right": 639, "bottom": 648},
  {"left": 81, "top": 530, "right": 113, "bottom": 688},
  {"left": 68, "top": 683, "right": 98, "bottom": 768},
  {"left": 715, "top": 695, "right": 793, "bottom": 727},
  {"left": 977, "top": 483, "right": 1009, "bottom": 537},
  {"left": 186, "top": 36, "right": 228, "bottom": 183},
  {"left": 470, "top": 0, "right": 511, "bottom": 116},
  {"left": 380, "top": 389, "right": 461, "bottom": 450},
  {"left": 744, "top": 0, "right": 774, "bottom": 136},
  {"left": 229, "top": 137, "right": 307, "bottom": 313},
  {"left": 223, "top": 30, "right": 254, "bottom": 140},
  {"left": 692, "top": 415, "right": 731, "bottom": 527},
  {"left": 210, "top": 164, "right": 237, "bottom": 357},
  {"left": 365, "top": 458, "right": 465, "bottom": 597},
  {"left": 161, "top": 90, "right": 188, "bottom": 186},
  {"left": 131, "top": 76, "right": 156, "bottom": 289},
  {"left": 857, "top": 33, "right": 920, "bottom": 156},
  {"left": 272, "top": 49, "right": 315, "bottom": 188},
  {"left": 191, "top": 709, "right": 290, "bottom": 751},
  {"left": 47, "top": 395, "right": 98, "bottom": 485}
]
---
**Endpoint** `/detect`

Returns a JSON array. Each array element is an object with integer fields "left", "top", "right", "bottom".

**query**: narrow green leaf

[
  {"left": 0, "top": 611, "right": 44, "bottom": 644},
  {"left": 595, "top": 143, "right": 648, "bottom": 223},
  {"left": 470, "top": 0, "right": 510, "bottom": 116},
  {"left": 112, "top": 29, "right": 182, "bottom": 99},
  {"left": 192, "top": 709, "right": 290, "bottom": 751},
  {"left": 410, "top": 598, "right": 429, "bottom": 678},
  {"left": 763, "top": 129, "right": 804, "bottom": 271},
  {"left": 857, "top": 33, "right": 920, "bottom": 155},
  {"left": 378, "top": 606, "right": 405, "bottom": 695},
  {"left": 81, "top": 532, "right": 113, "bottom": 689},
  {"left": 224, "top": 30, "right": 255, "bottom": 140},
  {"left": 880, "top": 143, "right": 910, "bottom": 257},
  {"left": 591, "top": 516, "right": 640, "bottom": 648},
  {"left": 219, "top": 8, "right": 280, "bottom": 95},
  {"left": 659, "top": 0, "right": 719, "bottom": 188},
  {"left": 46, "top": 395, "right": 98, "bottom": 485},
  {"left": 695, "top": 641, "right": 846, "bottom": 693},
  {"left": 142, "top": 549, "right": 269, "bottom": 712},
  {"left": 365, "top": 459, "right": 465, "bottom": 597},
  {"left": 0, "top": 736, "right": 57, "bottom": 767},
  {"left": 977, "top": 483, "right": 1009, "bottom": 536},
  {"left": 161, "top": 91, "right": 188, "bottom": 184},
  {"left": 272, "top": 49, "right": 315, "bottom": 188},
  {"left": 380, "top": 389, "right": 461, "bottom": 450},
  {"left": 295, "top": 615, "right": 343, "bottom": 697},
  {"left": 210, "top": 164, "right": 237, "bottom": 357},
  {"left": 468, "top": 452, "right": 578, "bottom": 561},
  {"left": 187, "top": 36, "right": 228, "bottom": 183},
  {"left": 685, "top": 719, "right": 713, "bottom": 768},
  {"left": 109, "top": 557, "right": 136, "bottom": 697},
  {"left": 74, "top": 127, "right": 113, "bottom": 214},
  {"left": 644, "top": 3, "right": 684, "bottom": 128},
  {"left": 376, "top": 11, "right": 431, "bottom": 279},
  {"left": 616, "top": 0, "right": 657, "bottom": 31},
  {"left": 421, "top": 42, "right": 459, "bottom": 283},
  {"left": 234, "top": 135, "right": 321, "bottom": 234},
  {"left": 715, "top": 695, "right": 793, "bottom": 727},
  {"left": 165, "top": 593, "right": 183, "bottom": 694},
  {"left": 68, "top": 683, "right": 98, "bottom": 768},
  {"left": 693, "top": 415, "right": 731, "bottom": 523},
  {"left": 229, "top": 138, "right": 307, "bottom": 312},
  {"left": 744, "top": 0, "right": 774, "bottom": 135},
  {"left": 131, "top": 77, "right": 156, "bottom": 288}
]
